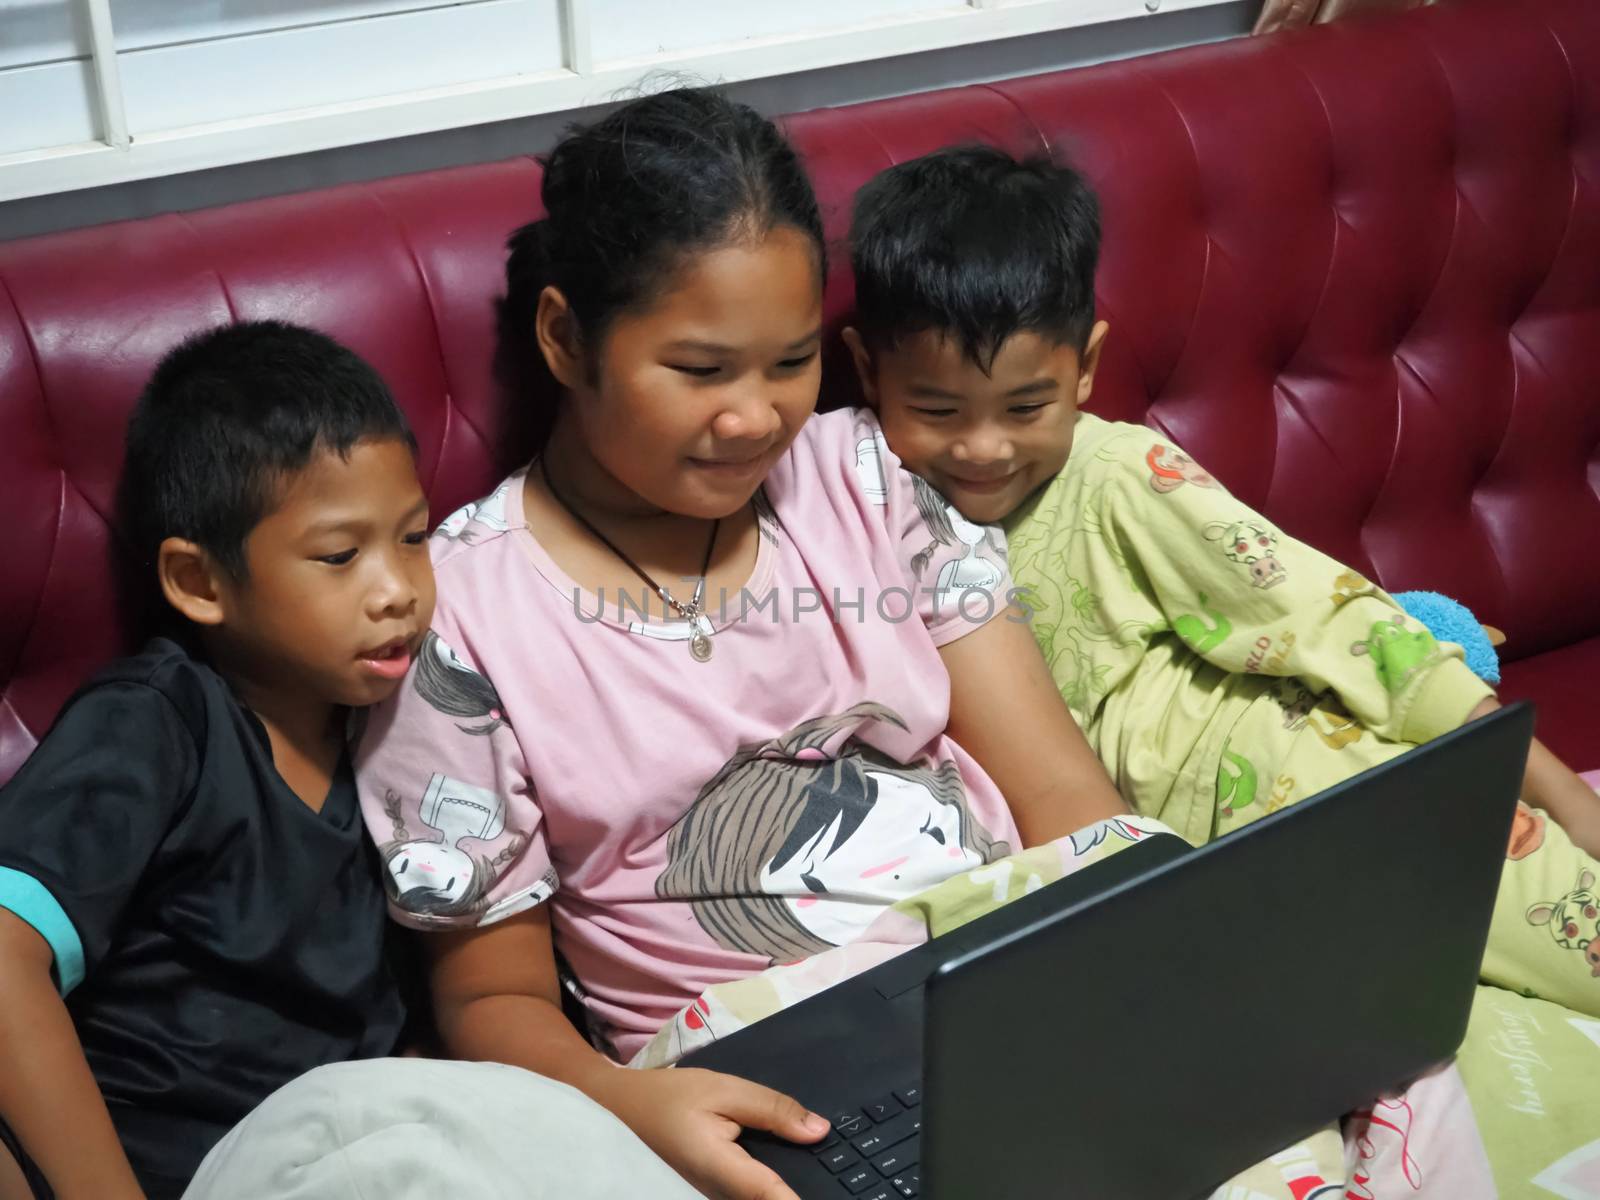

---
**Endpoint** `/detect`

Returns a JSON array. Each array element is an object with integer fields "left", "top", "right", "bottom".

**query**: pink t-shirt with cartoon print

[{"left": 355, "top": 408, "right": 1022, "bottom": 1062}]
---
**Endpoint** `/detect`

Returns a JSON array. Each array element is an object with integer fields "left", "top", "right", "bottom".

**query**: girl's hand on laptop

[
  {"left": 585, "top": 1064, "right": 828, "bottom": 1200},
  {"left": 426, "top": 908, "right": 825, "bottom": 1198}
]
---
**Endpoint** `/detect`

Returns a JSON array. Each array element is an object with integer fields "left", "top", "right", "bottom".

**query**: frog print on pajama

[
  {"left": 1217, "top": 744, "right": 1259, "bottom": 818},
  {"left": 1350, "top": 617, "right": 1442, "bottom": 695},
  {"left": 1174, "top": 594, "right": 1232, "bottom": 655}
]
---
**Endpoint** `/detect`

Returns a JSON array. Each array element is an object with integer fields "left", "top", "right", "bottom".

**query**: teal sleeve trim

[{"left": 0, "top": 866, "right": 85, "bottom": 995}]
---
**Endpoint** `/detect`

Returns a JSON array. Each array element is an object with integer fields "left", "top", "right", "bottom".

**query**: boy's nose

[
  {"left": 369, "top": 562, "right": 419, "bottom": 619},
  {"left": 953, "top": 428, "right": 1013, "bottom": 466}
]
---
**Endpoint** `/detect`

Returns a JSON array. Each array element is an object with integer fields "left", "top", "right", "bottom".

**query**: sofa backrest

[{"left": 1, "top": 0, "right": 1595, "bottom": 781}]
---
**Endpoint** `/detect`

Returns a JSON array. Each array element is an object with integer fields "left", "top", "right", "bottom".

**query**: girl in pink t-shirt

[{"left": 356, "top": 86, "right": 1126, "bottom": 1200}]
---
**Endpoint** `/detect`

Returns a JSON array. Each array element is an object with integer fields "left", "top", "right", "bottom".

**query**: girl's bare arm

[
  {"left": 940, "top": 608, "right": 1129, "bottom": 848},
  {"left": 426, "top": 906, "right": 828, "bottom": 1200}
]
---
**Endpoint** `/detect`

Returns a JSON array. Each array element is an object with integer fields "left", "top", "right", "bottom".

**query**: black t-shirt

[{"left": 0, "top": 638, "right": 407, "bottom": 1198}]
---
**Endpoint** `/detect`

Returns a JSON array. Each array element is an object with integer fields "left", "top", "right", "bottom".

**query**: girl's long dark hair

[{"left": 495, "top": 85, "right": 826, "bottom": 452}]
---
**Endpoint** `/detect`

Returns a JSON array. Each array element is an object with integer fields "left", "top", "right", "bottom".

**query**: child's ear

[
  {"left": 534, "top": 285, "right": 588, "bottom": 391},
  {"left": 1076, "top": 320, "right": 1110, "bottom": 406},
  {"left": 157, "top": 538, "right": 227, "bottom": 627},
  {"left": 840, "top": 326, "right": 878, "bottom": 408}
]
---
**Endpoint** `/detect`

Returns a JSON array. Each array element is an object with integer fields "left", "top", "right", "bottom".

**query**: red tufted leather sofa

[{"left": 0, "top": 0, "right": 1594, "bottom": 784}]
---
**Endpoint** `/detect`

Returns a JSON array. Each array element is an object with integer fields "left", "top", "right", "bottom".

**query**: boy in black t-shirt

[{"left": 0, "top": 321, "right": 436, "bottom": 1200}]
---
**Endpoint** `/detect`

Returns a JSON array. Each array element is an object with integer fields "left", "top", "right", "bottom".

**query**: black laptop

[{"left": 682, "top": 703, "right": 1533, "bottom": 1200}]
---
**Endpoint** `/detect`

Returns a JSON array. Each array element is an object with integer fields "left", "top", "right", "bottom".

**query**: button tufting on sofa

[{"left": 0, "top": 0, "right": 1594, "bottom": 775}]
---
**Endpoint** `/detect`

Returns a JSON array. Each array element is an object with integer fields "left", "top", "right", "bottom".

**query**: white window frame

[{"left": 1, "top": 0, "right": 1233, "bottom": 203}]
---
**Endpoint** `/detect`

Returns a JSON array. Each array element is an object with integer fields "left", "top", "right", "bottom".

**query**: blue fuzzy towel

[{"left": 1393, "top": 590, "right": 1501, "bottom": 685}]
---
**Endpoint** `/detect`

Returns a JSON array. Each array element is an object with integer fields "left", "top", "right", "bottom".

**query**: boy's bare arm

[
  {"left": 941, "top": 608, "right": 1129, "bottom": 847},
  {"left": 1468, "top": 698, "right": 1600, "bottom": 857},
  {"left": 0, "top": 911, "right": 144, "bottom": 1200},
  {"left": 428, "top": 906, "right": 827, "bottom": 1200}
]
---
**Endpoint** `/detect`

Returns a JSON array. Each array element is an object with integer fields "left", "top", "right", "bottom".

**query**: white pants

[{"left": 183, "top": 1058, "right": 704, "bottom": 1200}]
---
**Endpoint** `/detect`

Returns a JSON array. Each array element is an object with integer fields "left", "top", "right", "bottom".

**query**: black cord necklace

[{"left": 538, "top": 455, "right": 719, "bottom": 662}]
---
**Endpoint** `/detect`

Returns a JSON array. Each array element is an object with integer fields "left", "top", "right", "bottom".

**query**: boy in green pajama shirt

[{"left": 842, "top": 144, "right": 1600, "bottom": 1018}]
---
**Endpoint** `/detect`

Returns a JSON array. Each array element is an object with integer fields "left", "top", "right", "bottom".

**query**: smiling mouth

[{"left": 945, "top": 472, "right": 1018, "bottom": 492}]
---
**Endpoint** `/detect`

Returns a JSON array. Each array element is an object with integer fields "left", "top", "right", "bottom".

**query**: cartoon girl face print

[
  {"left": 434, "top": 478, "right": 514, "bottom": 544},
  {"left": 855, "top": 432, "right": 893, "bottom": 505},
  {"left": 936, "top": 510, "right": 1006, "bottom": 595},
  {"left": 412, "top": 631, "right": 508, "bottom": 735},
  {"left": 757, "top": 766, "right": 982, "bottom": 948},
  {"left": 1146, "top": 444, "right": 1218, "bottom": 494},
  {"left": 381, "top": 774, "right": 523, "bottom": 919},
  {"left": 656, "top": 702, "right": 1009, "bottom": 963},
  {"left": 948, "top": 508, "right": 989, "bottom": 549},
  {"left": 388, "top": 840, "right": 479, "bottom": 909},
  {"left": 909, "top": 474, "right": 1005, "bottom": 591}
]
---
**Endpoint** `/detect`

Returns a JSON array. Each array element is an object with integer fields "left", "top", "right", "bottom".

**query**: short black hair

[
  {"left": 122, "top": 320, "right": 416, "bottom": 580},
  {"left": 849, "top": 144, "right": 1101, "bottom": 366}
]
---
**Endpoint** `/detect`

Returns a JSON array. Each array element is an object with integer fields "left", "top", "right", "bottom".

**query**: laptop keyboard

[{"left": 811, "top": 1082, "right": 922, "bottom": 1197}]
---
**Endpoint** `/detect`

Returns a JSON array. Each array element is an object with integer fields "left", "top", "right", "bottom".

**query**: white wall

[
  {"left": 0, "top": 1, "right": 1254, "bottom": 240},
  {"left": 0, "top": 1, "right": 569, "bottom": 157}
]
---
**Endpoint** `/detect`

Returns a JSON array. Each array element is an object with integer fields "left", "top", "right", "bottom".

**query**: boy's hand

[
  {"left": 1523, "top": 745, "right": 1600, "bottom": 859},
  {"left": 585, "top": 1064, "right": 829, "bottom": 1200},
  {"left": 1469, "top": 698, "right": 1600, "bottom": 858}
]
